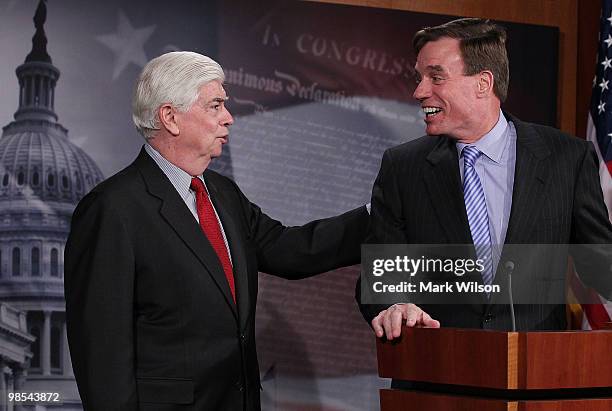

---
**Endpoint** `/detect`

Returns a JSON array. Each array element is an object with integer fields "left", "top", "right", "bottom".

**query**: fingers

[
  {"left": 371, "top": 311, "right": 385, "bottom": 338},
  {"left": 371, "top": 304, "right": 408, "bottom": 340},
  {"left": 405, "top": 303, "right": 420, "bottom": 327},
  {"left": 371, "top": 304, "right": 440, "bottom": 339},
  {"left": 389, "top": 304, "right": 406, "bottom": 338},
  {"left": 371, "top": 305, "right": 402, "bottom": 339},
  {"left": 407, "top": 304, "right": 440, "bottom": 328},
  {"left": 420, "top": 310, "right": 441, "bottom": 328},
  {"left": 381, "top": 306, "right": 395, "bottom": 339}
]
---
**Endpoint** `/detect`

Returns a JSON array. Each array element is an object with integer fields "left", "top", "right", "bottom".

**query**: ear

[
  {"left": 157, "top": 104, "right": 180, "bottom": 136},
  {"left": 477, "top": 70, "right": 494, "bottom": 97}
]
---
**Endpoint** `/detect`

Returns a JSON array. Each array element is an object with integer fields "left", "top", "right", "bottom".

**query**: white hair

[{"left": 132, "top": 51, "right": 225, "bottom": 139}]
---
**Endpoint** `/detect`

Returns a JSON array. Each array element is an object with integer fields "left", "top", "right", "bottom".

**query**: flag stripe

[{"left": 580, "top": 0, "right": 612, "bottom": 329}]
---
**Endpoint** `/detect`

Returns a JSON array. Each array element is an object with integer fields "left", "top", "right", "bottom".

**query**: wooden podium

[{"left": 377, "top": 328, "right": 612, "bottom": 410}]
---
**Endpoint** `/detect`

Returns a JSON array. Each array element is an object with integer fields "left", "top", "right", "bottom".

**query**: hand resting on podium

[{"left": 371, "top": 303, "right": 440, "bottom": 340}]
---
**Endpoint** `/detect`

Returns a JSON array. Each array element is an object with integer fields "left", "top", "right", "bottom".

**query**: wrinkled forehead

[{"left": 197, "top": 80, "right": 228, "bottom": 101}]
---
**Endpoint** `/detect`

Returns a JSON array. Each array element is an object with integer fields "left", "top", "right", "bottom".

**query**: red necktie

[{"left": 190, "top": 177, "right": 236, "bottom": 303}]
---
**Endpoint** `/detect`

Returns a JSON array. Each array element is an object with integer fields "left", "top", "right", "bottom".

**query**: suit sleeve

[
  {"left": 356, "top": 149, "right": 407, "bottom": 324},
  {"left": 366, "top": 149, "right": 409, "bottom": 244},
  {"left": 64, "top": 191, "right": 137, "bottom": 411},
  {"left": 226, "top": 179, "right": 369, "bottom": 279},
  {"left": 571, "top": 142, "right": 612, "bottom": 300}
]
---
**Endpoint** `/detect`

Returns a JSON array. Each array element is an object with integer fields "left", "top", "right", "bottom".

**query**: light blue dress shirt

[
  {"left": 456, "top": 110, "right": 517, "bottom": 277},
  {"left": 144, "top": 144, "right": 233, "bottom": 261}
]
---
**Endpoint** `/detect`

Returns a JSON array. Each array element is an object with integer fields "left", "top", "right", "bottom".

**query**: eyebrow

[
  {"left": 207, "top": 96, "right": 229, "bottom": 104},
  {"left": 426, "top": 65, "right": 446, "bottom": 73},
  {"left": 414, "top": 65, "right": 447, "bottom": 77}
]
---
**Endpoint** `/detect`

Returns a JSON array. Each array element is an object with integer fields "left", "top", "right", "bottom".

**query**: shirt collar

[
  {"left": 456, "top": 109, "right": 509, "bottom": 164},
  {"left": 144, "top": 143, "right": 205, "bottom": 201}
]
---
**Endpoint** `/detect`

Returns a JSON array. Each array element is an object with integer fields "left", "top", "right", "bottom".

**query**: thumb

[{"left": 420, "top": 311, "right": 440, "bottom": 328}]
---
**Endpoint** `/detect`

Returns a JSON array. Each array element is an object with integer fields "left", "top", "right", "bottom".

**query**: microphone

[{"left": 504, "top": 260, "right": 516, "bottom": 332}]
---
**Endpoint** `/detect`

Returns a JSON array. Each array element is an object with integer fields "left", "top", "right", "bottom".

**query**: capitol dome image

[{"left": 0, "top": 1, "right": 103, "bottom": 409}]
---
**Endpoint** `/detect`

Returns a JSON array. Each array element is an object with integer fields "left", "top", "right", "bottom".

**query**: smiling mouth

[{"left": 423, "top": 106, "right": 443, "bottom": 117}]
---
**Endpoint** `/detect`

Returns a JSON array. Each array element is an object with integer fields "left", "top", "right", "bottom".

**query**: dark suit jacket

[
  {"left": 358, "top": 113, "right": 612, "bottom": 331},
  {"left": 65, "top": 148, "right": 368, "bottom": 411}
]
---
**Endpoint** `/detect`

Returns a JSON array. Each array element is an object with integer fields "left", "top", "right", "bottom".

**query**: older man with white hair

[{"left": 64, "top": 51, "right": 368, "bottom": 411}]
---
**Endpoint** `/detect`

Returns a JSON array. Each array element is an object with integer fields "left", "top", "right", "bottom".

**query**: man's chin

[
  {"left": 425, "top": 124, "right": 443, "bottom": 136},
  {"left": 210, "top": 147, "right": 224, "bottom": 159}
]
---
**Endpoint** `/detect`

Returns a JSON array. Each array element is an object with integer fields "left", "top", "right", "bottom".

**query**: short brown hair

[{"left": 413, "top": 18, "right": 509, "bottom": 102}]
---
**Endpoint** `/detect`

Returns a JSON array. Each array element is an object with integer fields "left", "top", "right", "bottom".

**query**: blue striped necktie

[{"left": 462, "top": 146, "right": 493, "bottom": 285}]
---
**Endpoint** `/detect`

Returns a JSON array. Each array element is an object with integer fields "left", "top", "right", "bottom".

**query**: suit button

[
  {"left": 235, "top": 381, "right": 244, "bottom": 392},
  {"left": 240, "top": 333, "right": 247, "bottom": 343},
  {"left": 483, "top": 314, "right": 494, "bottom": 323}
]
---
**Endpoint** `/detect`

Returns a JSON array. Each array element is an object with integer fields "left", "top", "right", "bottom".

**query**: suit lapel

[
  {"left": 489, "top": 115, "right": 550, "bottom": 307},
  {"left": 502, "top": 116, "right": 550, "bottom": 245},
  {"left": 423, "top": 137, "right": 473, "bottom": 244},
  {"left": 423, "top": 138, "right": 486, "bottom": 309},
  {"left": 134, "top": 149, "right": 238, "bottom": 319},
  {"left": 204, "top": 172, "right": 251, "bottom": 332}
]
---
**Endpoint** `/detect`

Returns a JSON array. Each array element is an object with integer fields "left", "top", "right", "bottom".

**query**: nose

[
  {"left": 221, "top": 106, "right": 234, "bottom": 127},
  {"left": 413, "top": 78, "right": 430, "bottom": 101}
]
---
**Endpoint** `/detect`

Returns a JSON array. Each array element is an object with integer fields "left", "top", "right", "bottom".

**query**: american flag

[{"left": 581, "top": 0, "right": 612, "bottom": 330}]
